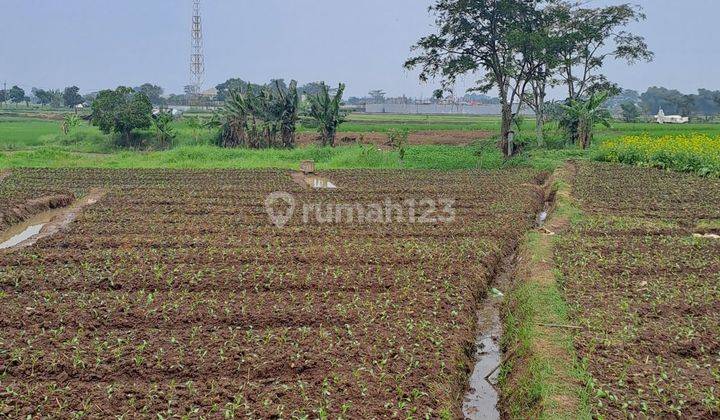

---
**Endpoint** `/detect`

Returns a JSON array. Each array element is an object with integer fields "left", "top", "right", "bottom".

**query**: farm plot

[
  {"left": 0, "top": 168, "right": 545, "bottom": 418},
  {"left": 556, "top": 163, "right": 720, "bottom": 418}
]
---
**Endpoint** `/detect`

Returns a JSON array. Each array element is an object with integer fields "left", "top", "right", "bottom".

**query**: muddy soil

[
  {"left": 0, "top": 168, "right": 545, "bottom": 418},
  {"left": 0, "top": 194, "right": 75, "bottom": 232}
]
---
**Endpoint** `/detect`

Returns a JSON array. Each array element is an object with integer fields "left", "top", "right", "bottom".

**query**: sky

[{"left": 1, "top": 0, "right": 718, "bottom": 98}]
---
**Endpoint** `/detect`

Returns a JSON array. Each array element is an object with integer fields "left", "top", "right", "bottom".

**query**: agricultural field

[
  {"left": 595, "top": 133, "right": 720, "bottom": 177},
  {"left": 0, "top": 167, "right": 546, "bottom": 417},
  {"left": 556, "top": 163, "right": 720, "bottom": 418}
]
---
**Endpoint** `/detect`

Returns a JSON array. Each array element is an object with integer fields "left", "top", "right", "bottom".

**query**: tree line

[
  {"left": 85, "top": 81, "right": 347, "bottom": 150},
  {"left": 405, "top": 0, "right": 654, "bottom": 155}
]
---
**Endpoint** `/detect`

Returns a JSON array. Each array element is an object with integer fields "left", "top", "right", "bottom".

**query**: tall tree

[
  {"left": 368, "top": 90, "right": 387, "bottom": 103},
  {"left": 620, "top": 101, "right": 640, "bottom": 123},
  {"left": 405, "top": 0, "right": 547, "bottom": 157},
  {"left": 136, "top": 83, "right": 165, "bottom": 106},
  {"left": 298, "top": 82, "right": 326, "bottom": 97},
  {"left": 8, "top": 86, "right": 25, "bottom": 105},
  {"left": 555, "top": 2, "right": 653, "bottom": 101},
  {"left": 63, "top": 86, "right": 84, "bottom": 108},
  {"left": 32, "top": 88, "right": 54, "bottom": 107}
]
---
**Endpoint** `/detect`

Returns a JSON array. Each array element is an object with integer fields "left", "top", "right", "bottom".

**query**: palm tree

[
  {"left": 561, "top": 91, "right": 612, "bottom": 149},
  {"left": 307, "top": 83, "right": 346, "bottom": 147}
]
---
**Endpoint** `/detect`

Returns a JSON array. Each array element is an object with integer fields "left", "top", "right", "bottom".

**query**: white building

[{"left": 655, "top": 108, "right": 689, "bottom": 124}]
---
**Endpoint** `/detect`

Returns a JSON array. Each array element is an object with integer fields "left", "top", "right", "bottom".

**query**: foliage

[
  {"left": 152, "top": 111, "right": 177, "bottom": 148},
  {"left": 553, "top": 2, "right": 653, "bottom": 100},
  {"left": 595, "top": 134, "right": 720, "bottom": 177},
  {"left": 61, "top": 114, "right": 80, "bottom": 135},
  {"left": 406, "top": 0, "right": 549, "bottom": 157},
  {"left": 32, "top": 88, "right": 55, "bottom": 107},
  {"left": 307, "top": 83, "right": 347, "bottom": 147},
  {"left": 215, "top": 80, "right": 300, "bottom": 149},
  {"left": 90, "top": 86, "right": 153, "bottom": 147},
  {"left": 8, "top": 86, "right": 25, "bottom": 104},
  {"left": 620, "top": 102, "right": 640, "bottom": 123},
  {"left": 135, "top": 83, "right": 165, "bottom": 105},
  {"left": 63, "top": 86, "right": 84, "bottom": 108},
  {"left": 560, "top": 91, "right": 612, "bottom": 149},
  {"left": 386, "top": 128, "right": 409, "bottom": 160}
]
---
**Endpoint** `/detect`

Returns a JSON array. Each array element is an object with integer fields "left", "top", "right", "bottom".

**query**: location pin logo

[{"left": 264, "top": 191, "right": 296, "bottom": 228}]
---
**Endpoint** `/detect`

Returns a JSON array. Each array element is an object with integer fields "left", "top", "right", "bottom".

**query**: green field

[{"left": 1, "top": 109, "right": 718, "bottom": 171}]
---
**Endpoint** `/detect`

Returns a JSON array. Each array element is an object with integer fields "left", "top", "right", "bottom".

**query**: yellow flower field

[{"left": 595, "top": 134, "right": 720, "bottom": 177}]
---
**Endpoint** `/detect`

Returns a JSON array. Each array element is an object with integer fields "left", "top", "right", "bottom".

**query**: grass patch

[
  {"left": 499, "top": 166, "right": 592, "bottom": 420},
  {"left": 0, "top": 144, "right": 514, "bottom": 170}
]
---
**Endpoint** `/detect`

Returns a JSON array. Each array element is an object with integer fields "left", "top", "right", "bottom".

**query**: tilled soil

[
  {"left": 0, "top": 168, "right": 544, "bottom": 418},
  {"left": 296, "top": 130, "right": 492, "bottom": 148},
  {"left": 556, "top": 163, "right": 720, "bottom": 418}
]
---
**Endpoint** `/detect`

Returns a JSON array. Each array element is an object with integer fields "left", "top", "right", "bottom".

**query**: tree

[
  {"left": 33, "top": 88, "right": 54, "bottom": 107},
  {"left": 215, "top": 80, "right": 300, "bottom": 149},
  {"left": 215, "top": 78, "right": 263, "bottom": 101},
  {"left": 620, "top": 101, "right": 640, "bottom": 123},
  {"left": 560, "top": 91, "right": 612, "bottom": 149},
  {"left": 522, "top": 4, "right": 567, "bottom": 147},
  {"left": 677, "top": 94, "right": 696, "bottom": 121},
  {"left": 368, "top": 90, "right": 386, "bottom": 104},
  {"left": 136, "top": 84, "right": 165, "bottom": 106},
  {"left": 152, "top": 111, "right": 176, "bottom": 147},
  {"left": 63, "top": 86, "right": 84, "bottom": 108},
  {"left": 0, "top": 89, "right": 6, "bottom": 104},
  {"left": 405, "top": 0, "right": 548, "bottom": 157},
  {"left": 298, "top": 82, "right": 326, "bottom": 97},
  {"left": 9, "top": 86, "right": 25, "bottom": 105},
  {"left": 272, "top": 80, "right": 300, "bottom": 148},
  {"left": 554, "top": 2, "right": 653, "bottom": 101},
  {"left": 307, "top": 83, "right": 346, "bottom": 147},
  {"left": 91, "top": 87, "right": 153, "bottom": 147}
]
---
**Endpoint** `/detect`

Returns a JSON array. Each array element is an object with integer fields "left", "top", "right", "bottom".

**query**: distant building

[
  {"left": 655, "top": 108, "right": 689, "bottom": 124},
  {"left": 365, "top": 103, "right": 534, "bottom": 116},
  {"left": 199, "top": 87, "right": 218, "bottom": 99}
]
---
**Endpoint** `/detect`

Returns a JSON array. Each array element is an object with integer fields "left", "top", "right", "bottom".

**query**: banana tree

[
  {"left": 560, "top": 91, "right": 611, "bottom": 149},
  {"left": 307, "top": 83, "right": 346, "bottom": 147}
]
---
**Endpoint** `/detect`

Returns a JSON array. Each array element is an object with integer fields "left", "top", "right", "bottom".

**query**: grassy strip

[
  {"left": 0, "top": 143, "right": 583, "bottom": 171},
  {"left": 499, "top": 164, "right": 591, "bottom": 419}
]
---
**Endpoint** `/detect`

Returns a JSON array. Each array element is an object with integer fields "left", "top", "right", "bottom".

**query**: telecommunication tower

[{"left": 190, "top": 0, "right": 205, "bottom": 95}]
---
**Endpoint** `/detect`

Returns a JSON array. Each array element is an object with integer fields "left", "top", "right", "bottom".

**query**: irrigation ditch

[{"left": 463, "top": 163, "right": 586, "bottom": 419}]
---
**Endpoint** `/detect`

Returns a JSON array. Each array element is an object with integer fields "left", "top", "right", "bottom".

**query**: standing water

[
  {"left": 464, "top": 205, "right": 550, "bottom": 419},
  {"left": 0, "top": 224, "right": 46, "bottom": 249}
]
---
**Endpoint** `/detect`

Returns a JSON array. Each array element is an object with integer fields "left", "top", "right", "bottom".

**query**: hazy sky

[{"left": 1, "top": 0, "right": 718, "bottom": 98}]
